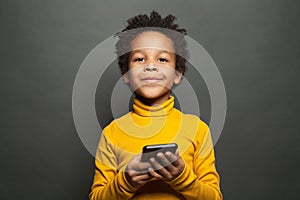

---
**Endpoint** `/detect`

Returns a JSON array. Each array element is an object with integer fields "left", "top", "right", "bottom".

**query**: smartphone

[{"left": 141, "top": 143, "right": 178, "bottom": 162}]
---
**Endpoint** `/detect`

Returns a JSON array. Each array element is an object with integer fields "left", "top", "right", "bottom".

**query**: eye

[
  {"left": 158, "top": 58, "right": 168, "bottom": 62},
  {"left": 133, "top": 57, "right": 145, "bottom": 62}
]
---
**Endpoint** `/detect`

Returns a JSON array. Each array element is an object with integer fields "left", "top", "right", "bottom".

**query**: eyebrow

[{"left": 130, "top": 49, "right": 175, "bottom": 54}]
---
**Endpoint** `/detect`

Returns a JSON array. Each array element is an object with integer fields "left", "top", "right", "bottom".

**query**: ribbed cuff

[
  {"left": 118, "top": 166, "right": 140, "bottom": 194},
  {"left": 167, "top": 163, "right": 196, "bottom": 191}
]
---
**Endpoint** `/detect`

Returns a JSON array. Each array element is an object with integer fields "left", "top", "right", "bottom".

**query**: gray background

[{"left": 1, "top": 0, "right": 299, "bottom": 199}]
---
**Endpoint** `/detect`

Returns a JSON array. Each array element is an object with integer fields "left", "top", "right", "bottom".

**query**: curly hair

[{"left": 115, "top": 10, "right": 188, "bottom": 75}]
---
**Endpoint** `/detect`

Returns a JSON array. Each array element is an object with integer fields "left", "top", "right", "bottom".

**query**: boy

[{"left": 89, "top": 11, "right": 222, "bottom": 200}]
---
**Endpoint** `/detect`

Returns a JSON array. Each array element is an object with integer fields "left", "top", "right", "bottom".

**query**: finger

[
  {"left": 136, "top": 173, "right": 152, "bottom": 181},
  {"left": 135, "top": 162, "right": 152, "bottom": 171},
  {"left": 149, "top": 157, "right": 163, "bottom": 170},
  {"left": 125, "top": 168, "right": 149, "bottom": 177},
  {"left": 165, "top": 150, "right": 182, "bottom": 167},
  {"left": 149, "top": 157, "right": 172, "bottom": 179},
  {"left": 131, "top": 154, "right": 152, "bottom": 171},
  {"left": 126, "top": 169, "right": 142, "bottom": 177},
  {"left": 156, "top": 152, "right": 176, "bottom": 171},
  {"left": 127, "top": 170, "right": 152, "bottom": 180},
  {"left": 148, "top": 167, "right": 164, "bottom": 179},
  {"left": 165, "top": 151, "right": 179, "bottom": 164},
  {"left": 132, "top": 173, "right": 152, "bottom": 185}
]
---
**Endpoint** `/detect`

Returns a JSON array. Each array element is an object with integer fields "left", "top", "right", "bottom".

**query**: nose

[{"left": 143, "top": 64, "right": 159, "bottom": 72}]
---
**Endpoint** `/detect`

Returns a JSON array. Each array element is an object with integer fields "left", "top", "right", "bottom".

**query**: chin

[{"left": 136, "top": 90, "right": 170, "bottom": 100}]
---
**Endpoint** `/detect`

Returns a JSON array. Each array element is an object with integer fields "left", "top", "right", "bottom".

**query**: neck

[{"left": 135, "top": 92, "right": 171, "bottom": 106}]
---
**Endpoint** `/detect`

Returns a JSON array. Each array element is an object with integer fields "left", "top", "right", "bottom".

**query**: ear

[
  {"left": 123, "top": 73, "right": 129, "bottom": 84},
  {"left": 174, "top": 71, "right": 183, "bottom": 85}
]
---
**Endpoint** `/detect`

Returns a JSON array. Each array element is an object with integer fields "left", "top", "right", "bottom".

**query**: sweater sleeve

[
  {"left": 167, "top": 122, "right": 223, "bottom": 200},
  {"left": 89, "top": 129, "right": 139, "bottom": 200}
]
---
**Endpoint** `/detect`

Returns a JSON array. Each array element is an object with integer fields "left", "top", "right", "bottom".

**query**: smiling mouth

[{"left": 141, "top": 77, "right": 163, "bottom": 83}]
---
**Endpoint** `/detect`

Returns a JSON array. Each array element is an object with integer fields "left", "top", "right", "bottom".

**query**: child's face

[{"left": 123, "top": 31, "right": 182, "bottom": 104}]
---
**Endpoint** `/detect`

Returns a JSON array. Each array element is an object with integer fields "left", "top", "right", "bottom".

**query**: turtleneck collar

[{"left": 133, "top": 96, "right": 175, "bottom": 117}]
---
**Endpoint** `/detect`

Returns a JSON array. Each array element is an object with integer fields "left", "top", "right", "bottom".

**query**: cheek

[
  {"left": 127, "top": 70, "right": 142, "bottom": 88},
  {"left": 128, "top": 67, "right": 141, "bottom": 77}
]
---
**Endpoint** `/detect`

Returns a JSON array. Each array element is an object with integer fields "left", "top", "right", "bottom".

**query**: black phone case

[{"left": 141, "top": 143, "right": 178, "bottom": 162}]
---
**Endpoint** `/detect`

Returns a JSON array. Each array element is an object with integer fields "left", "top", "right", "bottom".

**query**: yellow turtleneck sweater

[{"left": 89, "top": 96, "right": 222, "bottom": 200}]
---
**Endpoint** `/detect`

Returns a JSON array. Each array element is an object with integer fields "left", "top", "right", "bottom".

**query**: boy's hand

[
  {"left": 125, "top": 154, "right": 152, "bottom": 188},
  {"left": 147, "top": 149, "right": 185, "bottom": 181}
]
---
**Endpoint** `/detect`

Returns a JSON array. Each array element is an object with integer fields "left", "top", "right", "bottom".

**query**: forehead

[{"left": 130, "top": 31, "right": 175, "bottom": 53}]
